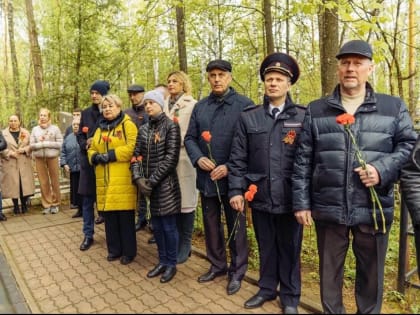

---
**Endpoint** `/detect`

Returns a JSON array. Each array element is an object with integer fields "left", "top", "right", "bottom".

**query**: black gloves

[
  {"left": 92, "top": 153, "right": 110, "bottom": 165},
  {"left": 137, "top": 178, "right": 152, "bottom": 196}
]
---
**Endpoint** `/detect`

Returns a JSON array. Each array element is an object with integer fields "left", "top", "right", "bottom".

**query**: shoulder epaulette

[
  {"left": 243, "top": 104, "right": 259, "bottom": 111},
  {"left": 294, "top": 104, "right": 307, "bottom": 110}
]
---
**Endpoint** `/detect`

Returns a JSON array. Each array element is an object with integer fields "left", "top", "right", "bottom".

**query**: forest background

[
  {"left": 0, "top": 0, "right": 418, "bottom": 126},
  {"left": 0, "top": 0, "right": 419, "bottom": 312}
]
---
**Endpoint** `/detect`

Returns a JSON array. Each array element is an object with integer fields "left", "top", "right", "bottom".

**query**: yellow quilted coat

[{"left": 88, "top": 114, "right": 137, "bottom": 212}]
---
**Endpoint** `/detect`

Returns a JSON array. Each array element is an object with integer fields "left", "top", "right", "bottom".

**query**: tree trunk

[
  {"left": 318, "top": 2, "right": 338, "bottom": 96},
  {"left": 263, "top": 0, "right": 274, "bottom": 54},
  {"left": 6, "top": 0, "right": 21, "bottom": 115},
  {"left": 408, "top": 0, "right": 416, "bottom": 116},
  {"left": 1, "top": 0, "right": 10, "bottom": 105},
  {"left": 73, "top": 4, "right": 83, "bottom": 109},
  {"left": 25, "top": 0, "right": 43, "bottom": 95},
  {"left": 176, "top": 1, "right": 187, "bottom": 73}
]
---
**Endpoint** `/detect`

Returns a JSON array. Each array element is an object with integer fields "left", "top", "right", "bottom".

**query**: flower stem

[
  {"left": 226, "top": 211, "right": 244, "bottom": 246},
  {"left": 345, "top": 125, "right": 386, "bottom": 234}
]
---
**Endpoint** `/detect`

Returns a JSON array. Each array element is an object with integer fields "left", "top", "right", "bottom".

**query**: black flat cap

[
  {"left": 206, "top": 59, "right": 232, "bottom": 72},
  {"left": 336, "top": 40, "right": 373, "bottom": 60},
  {"left": 259, "top": 52, "right": 300, "bottom": 85},
  {"left": 127, "top": 84, "right": 145, "bottom": 93}
]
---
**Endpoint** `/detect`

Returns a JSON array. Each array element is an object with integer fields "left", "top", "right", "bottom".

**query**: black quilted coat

[
  {"left": 134, "top": 112, "right": 181, "bottom": 217},
  {"left": 292, "top": 83, "right": 417, "bottom": 227}
]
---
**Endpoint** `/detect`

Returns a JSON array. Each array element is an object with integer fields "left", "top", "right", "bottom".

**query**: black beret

[
  {"left": 206, "top": 59, "right": 232, "bottom": 72},
  {"left": 336, "top": 40, "right": 373, "bottom": 60},
  {"left": 259, "top": 52, "right": 300, "bottom": 84},
  {"left": 127, "top": 84, "right": 145, "bottom": 93}
]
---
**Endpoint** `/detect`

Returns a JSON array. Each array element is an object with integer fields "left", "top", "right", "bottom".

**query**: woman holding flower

[
  {"left": 1, "top": 114, "right": 35, "bottom": 216},
  {"left": 88, "top": 94, "right": 138, "bottom": 265},
  {"left": 292, "top": 40, "right": 417, "bottom": 314},
  {"left": 132, "top": 89, "right": 181, "bottom": 283}
]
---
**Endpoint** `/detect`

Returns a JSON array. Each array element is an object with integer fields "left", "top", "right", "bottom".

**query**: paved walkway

[{"left": 0, "top": 202, "right": 320, "bottom": 314}]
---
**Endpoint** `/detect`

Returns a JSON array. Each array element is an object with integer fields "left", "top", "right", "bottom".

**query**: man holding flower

[
  {"left": 184, "top": 59, "right": 254, "bottom": 296},
  {"left": 292, "top": 40, "right": 417, "bottom": 314},
  {"left": 228, "top": 52, "right": 305, "bottom": 314}
]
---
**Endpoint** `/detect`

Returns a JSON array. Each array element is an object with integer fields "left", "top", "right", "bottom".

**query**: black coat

[
  {"left": 124, "top": 105, "right": 149, "bottom": 129},
  {"left": 76, "top": 104, "right": 102, "bottom": 196},
  {"left": 400, "top": 135, "right": 420, "bottom": 226},
  {"left": 228, "top": 96, "right": 306, "bottom": 214},
  {"left": 134, "top": 113, "right": 181, "bottom": 217},
  {"left": 184, "top": 87, "right": 254, "bottom": 197},
  {"left": 292, "top": 83, "right": 417, "bottom": 226}
]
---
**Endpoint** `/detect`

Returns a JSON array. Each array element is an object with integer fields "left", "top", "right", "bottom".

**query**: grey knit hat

[{"left": 143, "top": 89, "right": 165, "bottom": 109}]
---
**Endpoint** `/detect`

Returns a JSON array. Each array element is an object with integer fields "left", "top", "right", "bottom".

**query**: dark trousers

[
  {"left": 151, "top": 214, "right": 178, "bottom": 267},
  {"left": 252, "top": 211, "right": 302, "bottom": 307},
  {"left": 176, "top": 211, "right": 195, "bottom": 263},
  {"left": 315, "top": 222, "right": 390, "bottom": 314},
  {"left": 103, "top": 210, "right": 137, "bottom": 258},
  {"left": 200, "top": 194, "right": 248, "bottom": 280},
  {"left": 70, "top": 171, "right": 82, "bottom": 210}
]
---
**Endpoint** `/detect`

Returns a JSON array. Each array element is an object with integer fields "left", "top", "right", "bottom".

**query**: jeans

[
  {"left": 82, "top": 194, "right": 95, "bottom": 239},
  {"left": 152, "top": 214, "right": 178, "bottom": 267}
]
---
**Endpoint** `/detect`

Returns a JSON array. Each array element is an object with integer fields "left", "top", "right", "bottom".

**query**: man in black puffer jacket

[
  {"left": 185, "top": 59, "right": 254, "bottom": 296},
  {"left": 400, "top": 135, "right": 420, "bottom": 280},
  {"left": 228, "top": 53, "right": 305, "bottom": 314},
  {"left": 292, "top": 40, "right": 417, "bottom": 314}
]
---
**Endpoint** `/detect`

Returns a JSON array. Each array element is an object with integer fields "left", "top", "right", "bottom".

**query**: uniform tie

[{"left": 272, "top": 107, "right": 280, "bottom": 118}]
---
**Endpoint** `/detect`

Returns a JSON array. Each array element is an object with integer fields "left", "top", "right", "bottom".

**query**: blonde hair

[
  {"left": 39, "top": 108, "right": 51, "bottom": 118},
  {"left": 101, "top": 94, "right": 123, "bottom": 108},
  {"left": 167, "top": 71, "right": 192, "bottom": 95}
]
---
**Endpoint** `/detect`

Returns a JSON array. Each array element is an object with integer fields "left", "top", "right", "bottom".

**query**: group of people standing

[
  {"left": 0, "top": 38, "right": 418, "bottom": 314},
  {"left": 0, "top": 109, "right": 63, "bottom": 221}
]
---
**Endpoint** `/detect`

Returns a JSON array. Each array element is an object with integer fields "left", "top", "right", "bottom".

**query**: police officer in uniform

[{"left": 229, "top": 53, "right": 305, "bottom": 313}]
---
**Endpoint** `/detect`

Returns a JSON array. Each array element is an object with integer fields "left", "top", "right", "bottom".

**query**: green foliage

[
  {"left": 246, "top": 225, "right": 260, "bottom": 270},
  {"left": 2, "top": 0, "right": 416, "bottom": 123}
]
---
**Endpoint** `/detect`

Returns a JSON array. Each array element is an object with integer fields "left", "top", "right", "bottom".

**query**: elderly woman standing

[
  {"left": 132, "top": 89, "right": 181, "bottom": 283},
  {"left": 163, "top": 71, "right": 198, "bottom": 264},
  {"left": 88, "top": 94, "right": 138, "bottom": 265},
  {"left": 30, "top": 108, "right": 63, "bottom": 214},
  {"left": 1, "top": 114, "right": 35, "bottom": 215}
]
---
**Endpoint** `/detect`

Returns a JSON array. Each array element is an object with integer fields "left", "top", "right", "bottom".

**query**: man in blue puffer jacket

[{"left": 292, "top": 40, "right": 417, "bottom": 314}]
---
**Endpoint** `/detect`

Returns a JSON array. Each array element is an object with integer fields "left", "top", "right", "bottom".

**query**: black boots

[
  {"left": 21, "top": 196, "right": 29, "bottom": 214},
  {"left": 12, "top": 199, "right": 20, "bottom": 215},
  {"left": 12, "top": 197, "right": 29, "bottom": 215}
]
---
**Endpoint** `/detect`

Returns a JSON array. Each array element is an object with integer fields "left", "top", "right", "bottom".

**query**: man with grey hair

[{"left": 185, "top": 59, "right": 254, "bottom": 296}]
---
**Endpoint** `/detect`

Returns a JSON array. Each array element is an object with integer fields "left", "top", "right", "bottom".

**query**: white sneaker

[
  {"left": 50, "top": 206, "right": 59, "bottom": 214},
  {"left": 42, "top": 208, "right": 50, "bottom": 215}
]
